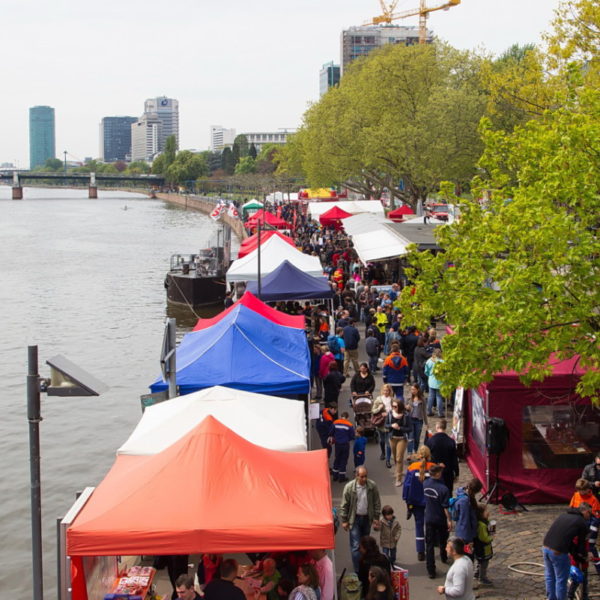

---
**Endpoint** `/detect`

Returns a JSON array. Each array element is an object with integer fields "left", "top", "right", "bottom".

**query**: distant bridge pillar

[
  {"left": 12, "top": 172, "right": 22, "bottom": 200},
  {"left": 88, "top": 172, "right": 97, "bottom": 199}
]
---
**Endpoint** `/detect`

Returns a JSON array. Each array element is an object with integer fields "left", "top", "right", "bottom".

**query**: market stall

[
  {"left": 241, "top": 199, "right": 263, "bottom": 219},
  {"left": 462, "top": 355, "right": 597, "bottom": 503},
  {"left": 307, "top": 200, "right": 384, "bottom": 219},
  {"left": 245, "top": 209, "right": 290, "bottom": 230},
  {"left": 319, "top": 205, "right": 352, "bottom": 230},
  {"left": 237, "top": 230, "right": 296, "bottom": 258},
  {"left": 66, "top": 417, "right": 334, "bottom": 600},
  {"left": 387, "top": 205, "right": 415, "bottom": 222},
  {"left": 118, "top": 385, "right": 307, "bottom": 454}
]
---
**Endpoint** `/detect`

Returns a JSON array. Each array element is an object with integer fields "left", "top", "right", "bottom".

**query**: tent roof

[
  {"left": 226, "top": 235, "right": 324, "bottom": 283},
  {"left": 193, "top": 291, "right": 305, "bottom": 331},
  {"left": 246, "top": 209, "right": 290, "bottom": 229},
  {"left": 384, "top": 222, "right": 440, "bottom": 250},
  {"left": 150, "top": 303, "right": 311, "bottom": 395},
  {"left": 67, "top": 416, "right": 333, "bottom": 556},
  {"left": 352, "top": 228, "right": 409, "bottom": 264},
  {"left": 342, "top": 213, "right": 387, "bottom": 236},
  {"left": 320, "top": 205, "right": 353, "bottom": 221},
  {"left": 246, "top": 260, "right": 334, "bottom": 301},
  {"left": 238, "top": 230, "right": 296, "bottom": 258},
  {"left": 308, "top": 200, "right": 384, "bottom": 219},
  {"left": 387, "top": 205, "right": 415, "bottom": 220},
  {"left": 118, "top": 386, "right": 306, "bottom": 455},
  {"left": 242, "top": 199, "right": 263, "bottom": 209}
]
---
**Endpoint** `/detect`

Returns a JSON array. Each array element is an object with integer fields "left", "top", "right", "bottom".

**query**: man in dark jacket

[
  {"left": 543, "top": 504, "right": 592, "bottom": 600},
  {"left": 342, "top": 319, "right": 361, "bottom": 376},
  {"left": 203, "top": 560, "right": 245, "bottom": 600},
  {"left": 401, "top": 326, "right": 419, "bottom": 378},
  {"left": 425, "top": 419, "right": 459, "bottom": 493},
  {"left": 365, "top": 330, "right": 380, "bottom": 373},
  {"left": 581, "top": 452, "right": 600, "bottom": 500},
  {"left": 423, "top": 465, "right": 451, "bottom": 578}
]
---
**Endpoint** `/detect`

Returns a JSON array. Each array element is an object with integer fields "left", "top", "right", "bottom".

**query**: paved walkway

[{"left": 318, "top": 329, "right": 599, "bottom": 600}]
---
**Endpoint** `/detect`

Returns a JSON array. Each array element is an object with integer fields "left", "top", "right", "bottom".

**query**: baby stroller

[{"left": 351, "top": 393, "right": 376, "bottom": 439}]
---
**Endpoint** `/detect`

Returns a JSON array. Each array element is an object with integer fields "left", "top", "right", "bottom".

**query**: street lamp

[{"left": 27, "top": 346, "right": 108, "bottom": 600}]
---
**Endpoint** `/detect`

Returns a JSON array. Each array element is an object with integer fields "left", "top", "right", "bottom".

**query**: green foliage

[
  {"left": 234, "top": 156, "right": 256, "bottom": 175},
  {"left": 288, "top": 43, "right": 486, "bottom": 207},
  {"left": 249, "top": 143, "right": 257, "bottom": 159},
  {"left": 44, "top": 158, "right": 63, "bottom": 171},
  {"left": 164, "top": 151, "right": 208, "bottom": 184},
  {"left": 221, "top": 147, "right": 235, "bottom": 175},
  {"left": 126, "top": 161, "right": 151, "bottom": 175},
  {"left": 399, "top": 86, "right": 600, "bottom": 402},
  {"left": 233, "top": 134, "right": 249, "bottom": 160},
  {"left": 164, "top": 135, "right": 177, "bottom": 164}
]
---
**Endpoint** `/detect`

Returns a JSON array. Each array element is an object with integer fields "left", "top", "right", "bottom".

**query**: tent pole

[{"left": 257, "top": 222, "right": 262, "bottom": 300}]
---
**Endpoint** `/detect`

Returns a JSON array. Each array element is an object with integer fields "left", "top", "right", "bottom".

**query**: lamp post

[{"left": 27, "top": 346, "right": 108, "bottom": 600}]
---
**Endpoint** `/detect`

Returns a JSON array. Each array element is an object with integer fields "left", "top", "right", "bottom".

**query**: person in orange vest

[{"left": 329, "top": 411, "right": 355, "bottom": 483}]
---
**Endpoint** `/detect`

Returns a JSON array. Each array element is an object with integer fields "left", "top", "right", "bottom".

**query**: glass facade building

[
  {"left": 100, "top": 116, "right": 137, "bottom": 162},
  {"left": 319, "top": 62, "right": 340, "bottom": 97},
  {"left": 29, "top": 106, "right": 55, "bottom": 169}
]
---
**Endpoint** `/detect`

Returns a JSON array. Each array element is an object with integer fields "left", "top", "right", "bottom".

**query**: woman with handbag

[
  {"left": 386, "top": 400, "right": 412, "bottom": 486},
  {"left": 407, "top": 384, "right": 428, "bottom": 455},
  {"left": 372, "top": 384, "right": 394, "bottom": 468}
]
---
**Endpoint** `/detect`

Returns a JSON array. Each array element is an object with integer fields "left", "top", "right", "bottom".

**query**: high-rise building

[
  {"left": 29, "top": 106, "right": 56, "bottom": 169},
  {"left": 319, "top": 61, "right": 340, "bottom": 96},
  {"left": 143, "top": 96, "right": 179, "bottom": 150},
  {"left": 340, "top": 25, "right": 429, "bottom": 73},
  {"left": 130, "top": 113, "right": 163, "bottom": 162},
  {"left": 99, "top": 116, "right": 137, "bottom": 162},
  {"left": 210, "top": 126, "right": 237, "bottom": 151}
]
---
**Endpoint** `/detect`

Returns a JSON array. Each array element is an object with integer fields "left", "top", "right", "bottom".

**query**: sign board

[
  {"left": 140, "top": 390, "right": 170, "bottom": 412},
  {"left": 451, "top": 387, "right": 464, "bottom": 444}
]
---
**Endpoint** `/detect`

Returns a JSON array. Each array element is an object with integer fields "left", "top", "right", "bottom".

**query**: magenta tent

[{"left": 319, "top": 206, "right": 352, "bottom": 229}]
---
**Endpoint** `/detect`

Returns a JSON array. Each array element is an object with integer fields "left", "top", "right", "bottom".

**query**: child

[
  {"left": 380, "top": 505, "right": 402, "bottom": 565},
  {"left": 473, "top": 504, "right": 494, "bottom": 585},
  {"left": 354, "top": 426, "right": 367, "bottom": 468}
]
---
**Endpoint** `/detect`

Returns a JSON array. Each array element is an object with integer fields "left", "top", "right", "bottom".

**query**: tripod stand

[{"left": 481, "top": 451, "right": 528, "bottom": 511}]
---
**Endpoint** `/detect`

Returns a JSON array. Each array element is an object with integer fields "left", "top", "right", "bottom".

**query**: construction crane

[{"left": 365, "top": 0, "right": 461, "bottom": 44}]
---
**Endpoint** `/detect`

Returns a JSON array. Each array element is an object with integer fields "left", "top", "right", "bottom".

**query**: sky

[{"left": 1, "top": 0, "right": 561, "bottom": 167}]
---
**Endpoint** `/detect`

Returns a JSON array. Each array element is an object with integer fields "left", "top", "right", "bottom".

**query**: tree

[
  {"left": 234, "top": 156, "right": 256, "bottom": 175},
  {"left": 233, "top": 134, "right": 249, "bottom": 160},
  {"left": 127, "top": 161, "right": 151, "bottom": 174},
  {"left": 164, "top": 151, "right": 208, "bottom": 184},
  {"left": 399, "top": 82, "right": 600, "bottom": 401},
  {"left": 44, "top": 158, "right": 63, "bottom": 171},
  {"left": 249, "top": 143, "right": 258, "bottom": 159},
  {"left": 164, "top": 135, "right": 177, "bottom": 165},
  {"left": 221, "top": 147, "right": 235, "bottom": 175},
  {"left": 288, "top": 43, "right": 486, "bottom": 207}
]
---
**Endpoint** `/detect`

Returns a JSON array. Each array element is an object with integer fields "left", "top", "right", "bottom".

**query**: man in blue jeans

[
  {"left": 339, "top": 466, "right": 382, "bottom": 572},
  {"left": 542, "top": 503, "right": 591, "bottom": 600}
]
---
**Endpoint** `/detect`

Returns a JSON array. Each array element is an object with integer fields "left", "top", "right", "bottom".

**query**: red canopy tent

[
  {"left": 319, "top": 206, "right": 352, "bottom": 230},
  {"left": 67, "top": 417, "right": 333, "bottom": 598},
  {"left": 245, "top": 209, "right": 290, "bottom": 230},
  {"left": 238, "top": 230, "right": 296, "bottom": 258},
  {"left": 387, "top": 205, "right": 415, "bottom": 222},
  {"left": 462, "top": 355, "right": 597, "bottom": 504},
  {"left": 192, "top": 291, "right": 305, "bottom": 331}
]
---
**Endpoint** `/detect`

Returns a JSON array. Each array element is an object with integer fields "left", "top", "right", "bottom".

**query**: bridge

[{"left": 0, "top": 171, "right": 166, "bottom": 199}]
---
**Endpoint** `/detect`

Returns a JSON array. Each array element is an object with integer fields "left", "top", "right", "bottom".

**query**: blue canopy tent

[
  {"left": 150, "top": 304, "right": 311, "bottom": 396},
  {"left": 246, "top": 260, "right": 334, "bottom": 302}
]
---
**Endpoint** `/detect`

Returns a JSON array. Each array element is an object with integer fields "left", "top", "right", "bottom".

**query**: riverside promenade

[{"left": 320, "top": 330, "right": 576, "bottom": 600}]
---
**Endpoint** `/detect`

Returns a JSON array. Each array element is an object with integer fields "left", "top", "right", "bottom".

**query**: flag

[
  {"left": 227, "top": 202, "right": 239, "bottom": 219},
  {"left": 210, "top": 204, "right": 224, "bottom": 221}
]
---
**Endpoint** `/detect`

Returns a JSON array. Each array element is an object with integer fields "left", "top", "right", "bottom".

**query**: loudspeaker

[{"left": 486, "top": 417, "right": 509, "bottom": 455}]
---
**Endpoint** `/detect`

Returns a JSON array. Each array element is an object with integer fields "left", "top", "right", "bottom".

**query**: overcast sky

[{"left": 2, "top": 0, "right": 560, "bottom": 166}]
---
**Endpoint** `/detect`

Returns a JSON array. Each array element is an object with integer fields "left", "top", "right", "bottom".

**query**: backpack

[
  {"left": 339, "top": 572, "right": 361, "bottom": 600},
  {"left": 448, "top": 496, "right": 459, "bottom": 521},
  {"left": 327, "top": 335, "right": 341, "bottom": 355}
]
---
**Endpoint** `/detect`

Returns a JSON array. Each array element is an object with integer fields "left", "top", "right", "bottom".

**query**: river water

[{"left": 0, "top": 187, "right": 225, "bottom": 599}]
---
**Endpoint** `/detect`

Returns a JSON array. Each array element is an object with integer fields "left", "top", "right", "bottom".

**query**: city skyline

[{"left": 2, "top": 0, "right": 561, "bottom": 166}]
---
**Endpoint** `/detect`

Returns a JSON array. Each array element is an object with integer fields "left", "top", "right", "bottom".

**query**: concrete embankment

[{"left": 156, "top": 192, "right": 246, "bottom": 240}]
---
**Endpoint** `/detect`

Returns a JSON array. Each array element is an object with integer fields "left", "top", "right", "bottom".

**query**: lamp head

[{"left": 45, "top": 355, "right": 108, "bottom": 397}]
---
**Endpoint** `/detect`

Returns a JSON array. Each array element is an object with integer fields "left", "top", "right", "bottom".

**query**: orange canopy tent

[
  {"left": 238, "top": 230, "right": 296, "bottom": 258},
  {"left": 67, "top": 416, "right": 333, "bottom": 557},
  {"left": 319, "top": 206, "right": 352, "bottom": 230},
  {"left": 192, "top": 290, "right": 305, "bottom": 331},
  {"left": 245, "top": 209, "right": 290, "bottom": 230}
]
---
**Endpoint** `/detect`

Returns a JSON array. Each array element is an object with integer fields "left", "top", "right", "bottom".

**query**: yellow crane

[{"left": 365, "top": 0, "right": 461, "bottom": 44}]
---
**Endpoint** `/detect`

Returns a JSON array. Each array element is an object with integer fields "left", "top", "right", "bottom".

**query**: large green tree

[
  {"left": 399, "top": 82, "right": 600, "bottom": 400},
  {"left": 282, "top": 43, "right": 486, "bottom": 206},
  {"left": 164, "top": 150, "right": 208, "bottom": 184}
]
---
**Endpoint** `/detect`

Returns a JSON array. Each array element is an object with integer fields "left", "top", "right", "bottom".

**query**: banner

[
  {"left": 451, "top": 387, "right": 464, "bottom": 444},
  {"left": 210, "top": 204, "right": 224, "bottom": 221},
  {"left": 227, "top": 202, "right": 239, "bottom": 219}
]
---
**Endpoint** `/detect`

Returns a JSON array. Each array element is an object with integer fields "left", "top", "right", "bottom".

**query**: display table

[
  {"left": 235, "top": 565, "right": 267, "bottom": 600},
  {"left": 107, "top": 566, "right": 156, "bottom": 599}
]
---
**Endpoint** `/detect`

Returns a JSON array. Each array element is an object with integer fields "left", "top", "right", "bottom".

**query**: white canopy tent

[
  {"left": 118, "top": 386, "right": 307, "bottom": 455},
  {"left": 226, "top": 234, "right": 324, "bottom": 283},
  {"left": 308, "top": 200, "right": 384, "bottom": 219},
  {"left": 342, "top": 213, "right": 387, "bottom": 236},
  {"left": 352, "top": 228, "right": 409, "bottom": 264},
  {"left": 266, "top": 191, "right": 299, "bottom": 202}
]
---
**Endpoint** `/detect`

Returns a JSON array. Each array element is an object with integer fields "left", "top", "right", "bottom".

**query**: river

[{"left": 0, "top": 187, "right": 227, "bottom": 599}]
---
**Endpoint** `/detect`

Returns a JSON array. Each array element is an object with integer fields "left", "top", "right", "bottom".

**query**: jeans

[
  {"left": 425, "top": 521, "right": 449, "bottom": 576},
  {"left": 382, "top": 546, "right": 397, "bottom": 565},
  {"left": 350, "top": 515, "right": 372, "bottom": 572},
  {"left": 408, "top": 418, "right": 424, "bottom": 453},
  {"left": 543, "top": 547, "right": 571, "bottom": 600},
  {"left": 378, "top": 430, "right": 391, "bottom": 461},
  {"left": 427, "top": 387, "right": 445, "bottom": 416},
  {"left": 367, "top": 353, "right": 378, "bottom": 373}
]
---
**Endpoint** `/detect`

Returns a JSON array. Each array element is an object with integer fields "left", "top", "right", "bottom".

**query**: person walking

[
  {"left": 413, "top": 336, "right": 429, "bottom": 393},
  {"left": 436, "top": 537, "right": 475, "bottom": 600},
  {"left": 426, "top": 419, "right": 459, "bottom": 493},
  {"left": 329, "top": 411, "right": 355, "bottom": 482},
  {"left": 407, "top": 383, "right": 428, "bottom": 454},
  {"left": 424, "top": 465, "right": 452, "bottom": 579},
  {"left": 543, "top": 503, "right": 591, "bottom": 600},
  {"left": 379, "top": 505, "right": 402, "bottom": 566},
  {"left": 386, "top": 400, "right": 412, "bottom": 487},
  {"left": 339, "top": 467, "right": 382, "bottom": 573},
  {"left": 365, "top": 329, "right": 380, "bottom": 373},
  {"left": 453, "top": 478, "right": 483, "bottom": 551},
  {"left": 382, "top": 343, "right": 409, "bottom": 399},
  {"left": 323, "top": 362, "right": 345, "bottom": 406},
  {"left": 425, "top": 349, "right": 445, "bottom": 417},
  {"left": 342, "top": 318, "right": 361, "bottom": 376},
  {"left": 372, "top": 384, "right": 394, "bottom": 468},
  {"left": 315, "top": 403, "right": 337, "bottom": 459},
  {"left": 309, "top": 550, "right": 334, "bottom": 600},
  {"left": 581, "top": 452, "right": 600, "bottom": 500}
]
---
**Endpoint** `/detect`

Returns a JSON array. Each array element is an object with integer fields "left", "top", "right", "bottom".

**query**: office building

[
  {"left": 340, "top": 25, "right": 429, "bottom": 73},
  {"left": 143, "top": 96, "right": 179, "bottom": 150},
  {"left": 319, "top": 61, "right": 340, "bottom": 96},
  {"left": 210, "top": 126, "right": 237, "bottom": 151},
  {"left": 99, "top": 116, "right": 137, "bottom": 162},
  {"left": 241, "top": 131, "right": 291, "bottom": 152},
  {"left": 130, "top": 113, "right": 163, "bottom": 162},
  {"left": 29, "top": 105, "right": 56, "bottom": 169}
]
